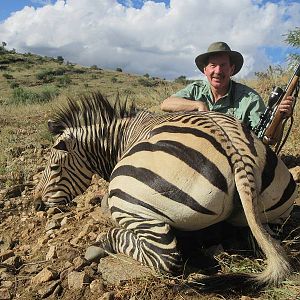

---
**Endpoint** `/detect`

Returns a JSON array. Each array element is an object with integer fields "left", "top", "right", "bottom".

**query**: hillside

[{"left": 0, "top": 49, "right": 299, "bottom": 300}]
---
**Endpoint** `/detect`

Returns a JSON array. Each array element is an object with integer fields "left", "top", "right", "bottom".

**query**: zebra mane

[{"left": 48, "top": 92, "right": 138, "bottom": 135}]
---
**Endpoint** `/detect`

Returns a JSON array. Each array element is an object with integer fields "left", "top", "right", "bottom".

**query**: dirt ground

[{"left": 0, "top": 147, "right": 299, "bottom": 300}]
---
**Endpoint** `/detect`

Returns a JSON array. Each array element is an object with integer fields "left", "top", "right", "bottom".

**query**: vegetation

[{"left": 284, "top": 27, "right": 300, "bottom": 67}]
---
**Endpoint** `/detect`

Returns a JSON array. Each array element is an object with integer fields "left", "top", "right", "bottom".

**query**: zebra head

[
  {"left": 34, "top": 92, "right": 138, "bottom": 210},
  {"left": 34, "top": 126, "right": 94, "bottom": 210}
]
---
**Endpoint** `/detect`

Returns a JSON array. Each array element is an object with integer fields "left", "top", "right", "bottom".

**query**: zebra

[{"left": 34, "top": 92, "right": 297, "bottom": 291}]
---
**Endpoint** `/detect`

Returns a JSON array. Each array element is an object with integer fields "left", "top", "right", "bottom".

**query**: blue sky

[{"left": 0, "top": 0, "right": 299, "bottom": 79}]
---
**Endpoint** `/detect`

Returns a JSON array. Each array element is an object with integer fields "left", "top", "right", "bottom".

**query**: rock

[
  {"left": 1, "top": 281, "right": 13, "bottom": 288},
  {"left": 89, "top": 279, "right": 105, "bottom": 295},
  {"left": 100, "top": 291, "right": 115, "bottom": 300},
  {"left": 37, "top": 280, "right": 60, "bottom": 298},
  {"left": 31, "top": 267, "right": 57, "bottom": 285},
  {"left": 77, "top": 223, "right": 94, "bottom": 239},
  {"left": 45, "top": 220, "right": 60, "bottom": 231},
  {"left": 73, "top": 256, "right": 88, "bottom": 271},
  {"left": 85, "top": 195, "right": 102, "bottom": 208},
  {"left": 0, "top": 236, "right": 13, "bottom": 252},
  {"left": 21, "top": 263, "right": 42, "bottom": 275},
  {"left": 85, "top": 246, "right": 107, "bottom": 263},
  {"left": 90, "top": 206, "right": 110, "bottom": 222},
  {"left": 98, "top": 254, "right": 155, "bottom": 285},
  {"left": 46, "top": 245, "right": 57, "bottom": 261},
  {"left": 67, "top": 271, "right": 90, "bottom": 290},
  {"left": 51, "top": 212, "right": 69, "bottom": 222},
  {"left": 3, "top": 255, "right": 23, "bottom": 270},
  {"left": 0, "top": 288, "right": 11, "bottom": 300},
  {"left": 36, "top": 211, "right": 46, "bottom": 218},
  {"left": 0, "top": 250, "right": 15, "bottom": 262},
  {"left": 47, "top": 207, "right": 62, "bottom": 216},
  {"left": 3, "top": 185, "right": 25, "bottom": 199},
  {"left": 60, "top": 216, "right": 69, "bottom": 226}
]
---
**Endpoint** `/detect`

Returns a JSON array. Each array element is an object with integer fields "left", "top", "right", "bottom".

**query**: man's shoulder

[
  {"left": 234, "top": 81, "right": 262, "bottom": 99},
  {"left": 185, "top": 79, "right": 209, "bottom": 93},
  {"left": 189, "top": 79, "right": 208, "bottom": 88}
]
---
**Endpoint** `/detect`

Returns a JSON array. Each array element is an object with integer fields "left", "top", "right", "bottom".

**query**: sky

[{"left": 0, "top": 0, "right": 299, "bottom": 80}]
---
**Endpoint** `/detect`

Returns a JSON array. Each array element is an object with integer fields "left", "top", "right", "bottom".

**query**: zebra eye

[{"left": 50, "top": 164, "right": 60, "bottom": 171}]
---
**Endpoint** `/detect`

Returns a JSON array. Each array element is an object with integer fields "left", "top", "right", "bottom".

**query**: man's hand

[
  {"left": 278, "top": 96, "right": 294, "bottom": 117},
  {"left": 197, "top": 102, "right": 209, "bottom": 111}
]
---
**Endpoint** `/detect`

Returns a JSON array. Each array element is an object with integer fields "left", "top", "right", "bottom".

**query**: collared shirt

[{"left": 173, "top": 79, "right": 266, "bottom": 130}]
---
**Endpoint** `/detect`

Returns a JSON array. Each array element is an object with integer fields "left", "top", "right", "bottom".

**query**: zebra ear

[
  {"left": 53, "top": 140, "right": 68, "bottom": 152},
  {"left": 48, "top": 119, "right": 64, "bottom": 135}
]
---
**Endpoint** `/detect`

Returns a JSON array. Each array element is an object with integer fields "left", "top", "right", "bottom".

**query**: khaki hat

[{"left": 195, "top": 41, "right": 244, "bottom": 75}]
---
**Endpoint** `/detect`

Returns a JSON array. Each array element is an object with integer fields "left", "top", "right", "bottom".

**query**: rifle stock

[{"left": 259, "top": 64, "right": 300, "bottom": 146}]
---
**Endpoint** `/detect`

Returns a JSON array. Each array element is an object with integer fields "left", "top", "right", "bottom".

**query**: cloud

[{"left": 0, "top": 0, "right": 299, "bottom": 79}]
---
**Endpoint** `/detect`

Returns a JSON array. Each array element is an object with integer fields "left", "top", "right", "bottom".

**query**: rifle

[{"left": 254, "top": 63, "right": 300, "bottom": 153}]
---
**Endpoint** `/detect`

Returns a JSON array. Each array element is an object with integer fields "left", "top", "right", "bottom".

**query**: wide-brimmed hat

[{"left": 195, "top": 42, "right": 244, "bottom": 76}]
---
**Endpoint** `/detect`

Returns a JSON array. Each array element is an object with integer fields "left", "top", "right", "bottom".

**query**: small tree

[
  {"left": 283, "top": 27, "right": 300, "bottom": 67},
  {"left": 57, "top": 56, "right": 64, "bottom": 64},
  {"left": 0, "top": 41, "right": 7, "bottom": 54}
]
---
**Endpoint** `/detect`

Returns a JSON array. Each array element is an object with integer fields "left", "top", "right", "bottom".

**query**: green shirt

[{"left": 173, "top": 80, "right": 266, "bottom": 130}]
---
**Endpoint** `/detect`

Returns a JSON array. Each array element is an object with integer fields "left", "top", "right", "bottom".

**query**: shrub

[
  {"left": 174, "top": 75, "right": 190, "bottom": 85},
  {"left": 9, "top": 81, "right": 19, "bottom": 89},
  {"left": 36, "top": 67, "right": 67, "bottom": 82},
  {"left": 137, "top": 77, "right": 159, "bottom": 87},
  {"left": 57, "top": 56, "right": 64, "bottom": 64},
  {"left": 56, "top": 75, "right": 72, "bottom": 87},
  {"left": 90, "top": 65, "right": 98, "bottom": 70},
  {"left": 9, "top": 86, "right": 59, "bottom": 105},
  {"left": 3, "top": 73, "right": 14, "bottom": 79}
]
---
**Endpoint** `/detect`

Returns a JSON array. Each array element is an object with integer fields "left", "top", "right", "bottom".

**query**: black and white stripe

[{"left": 35, "top": 92, "right": 297, "bottom": 290}]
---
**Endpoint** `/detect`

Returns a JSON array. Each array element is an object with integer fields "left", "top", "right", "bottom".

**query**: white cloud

[{"left": 0, "top": 0, "right": 299, "bottom": 79}]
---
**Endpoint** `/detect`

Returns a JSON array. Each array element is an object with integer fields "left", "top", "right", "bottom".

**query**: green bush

[
  {"left": 90, "top": 65, "right": 98, "bottom": 70},
  {"left": 57, "top": 56, "right": 64, "bottom": 64},
  {"left": 36, "top": 67, "right": 67, "bottom": 82},
  {"left": 56, "top": 75, "right": 72, "bottom": 87},
  {"left": 9, "top": 81, "right": 19, "bottom": 89},
  {"left": 3, "top": 73, "right": 14, "bottom": 79},
  {"left": 174, "top": 75, "right": 191, "bottom": 85},
  {"left": 9, "top": 86, "right": 59, "bottom": 105},
  {"left": 137, "top": 77, "right": 159, "bottom": 87}
]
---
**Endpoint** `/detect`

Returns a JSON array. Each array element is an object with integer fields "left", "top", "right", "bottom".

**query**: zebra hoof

[
  {"left": 85, "top": 245, "right": 108, "bottom": 262},
  {"left": 34, "top": 199, "right": 47, "bottom": 211}
]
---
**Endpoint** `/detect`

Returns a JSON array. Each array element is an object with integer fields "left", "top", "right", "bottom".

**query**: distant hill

[{"left": 0, "top": 47, "right": 185, "bottom": 109}]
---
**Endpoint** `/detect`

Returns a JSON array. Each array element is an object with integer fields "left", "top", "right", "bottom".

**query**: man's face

[{"left": 203, "top": 53, "right": 235, "bottom": 91}]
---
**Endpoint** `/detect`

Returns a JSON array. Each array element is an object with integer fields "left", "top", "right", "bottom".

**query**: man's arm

[{"left": 161, "top": 96, "right": 208, "bottom": 112}]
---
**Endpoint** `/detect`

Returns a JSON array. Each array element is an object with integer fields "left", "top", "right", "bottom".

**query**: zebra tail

[
  {"left": 185, "top": 164, "right": 291, "bottom": 293},
  {"left": 232, "top": 164, "right": 291, "bottom": 288}
]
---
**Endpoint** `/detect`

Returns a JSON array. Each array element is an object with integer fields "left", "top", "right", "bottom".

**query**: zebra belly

[{"left": 109, "top": 144, "right": 235, "bottom": 231}]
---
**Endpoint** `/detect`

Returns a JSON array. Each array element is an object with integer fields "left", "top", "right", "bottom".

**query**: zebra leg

[{"left": 98, "top": 219, "right": 183, "bottom": 274}]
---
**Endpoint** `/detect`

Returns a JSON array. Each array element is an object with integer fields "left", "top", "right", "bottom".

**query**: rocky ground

[{"left": 0, "top": 145, "right": 300, "bottom": 300}]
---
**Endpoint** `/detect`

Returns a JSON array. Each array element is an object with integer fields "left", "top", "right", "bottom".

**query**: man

[{"left": 161, "top": 41, "right": 293, "bottom": 131}]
